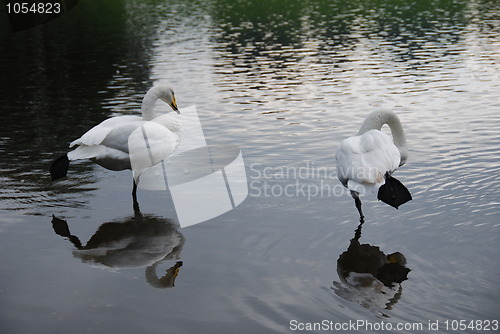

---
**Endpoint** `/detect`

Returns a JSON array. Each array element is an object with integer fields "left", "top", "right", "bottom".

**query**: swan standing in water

[
  {"left": 50, "top": 85, "right": 182, "bottom": 203},
  {"left": 336, "top": 110, "right": 412, "bottom": 219}
]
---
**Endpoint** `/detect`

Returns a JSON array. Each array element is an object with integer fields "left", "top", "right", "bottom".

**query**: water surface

[{"left": 1, "top": 1, "right": 499, "bottom": 333}]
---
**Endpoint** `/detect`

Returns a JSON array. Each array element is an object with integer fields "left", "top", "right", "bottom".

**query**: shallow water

[{"left": 1, "top": 1, "right": 499, "bottom": 333}]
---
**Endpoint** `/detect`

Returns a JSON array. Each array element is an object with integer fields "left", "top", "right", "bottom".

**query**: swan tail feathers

[
  {"left": 69, "top": 131, "right": 108, "bottom": 148},
  {"left": 50, "top": 155, "right": 70, "bottom": 180},
  {"left": 347, "top": 180, "right": 377, "bottom": 196},
  {"left": 377, "top": 173, "right": 412, "bottom": 209},
  {"left": 68, "top": 116, "right": 143, "bottom": 148},
  {"left": 67, "top": 145, "right": 106, "bottom": 161}
]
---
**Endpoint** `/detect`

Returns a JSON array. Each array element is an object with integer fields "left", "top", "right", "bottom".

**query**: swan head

[{"left": 156, "top": 86, "right": 179, "bottom": 114}]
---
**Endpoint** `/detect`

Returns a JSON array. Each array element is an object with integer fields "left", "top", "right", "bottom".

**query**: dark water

[{"left": 1, "top": 1, "right": 499, "bottom": 333}]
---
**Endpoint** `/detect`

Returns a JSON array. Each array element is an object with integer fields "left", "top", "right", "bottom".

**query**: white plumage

[
  {"left": 50, "top": 85, "right": 181, "bottom": 200},
  {"left": 336, "top": 110, "right": 411, "bottom": 218},
  {"left": 336, "top": 129, "right": 400, "bottom": 195},
  {"left": 67, "top": 113, "right": 181, "bottom": 179}
]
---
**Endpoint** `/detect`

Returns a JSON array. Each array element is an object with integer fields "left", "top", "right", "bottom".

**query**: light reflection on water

[{"left": 1, "top": 0, "right": 499, "bottom": 332}]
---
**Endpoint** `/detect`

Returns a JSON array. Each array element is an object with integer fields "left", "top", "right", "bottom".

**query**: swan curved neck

[
  {"left": 141, "top": 87, "right": 162, "bottom": 121},
  {"left": 358, "top": 110, "right": 408, "bottom": 165}
]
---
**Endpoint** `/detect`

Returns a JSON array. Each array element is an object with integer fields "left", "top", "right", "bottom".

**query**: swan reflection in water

[
  {"left": 51, "top": 210, "right": 185, "bottom": 289},
  {"left": 332, "top": 219, "right": 411, "bottom": 315}
]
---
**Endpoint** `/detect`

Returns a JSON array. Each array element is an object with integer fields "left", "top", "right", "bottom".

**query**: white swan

[
  {"left": 336, "top": 110, "right": 412, "bottom": 218},
  {"left": 50, "top": 85, "right": 182, "bottom": 200}
]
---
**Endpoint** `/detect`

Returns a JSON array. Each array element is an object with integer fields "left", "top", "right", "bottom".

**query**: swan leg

[
  {"left": 350, "top": 190, "right": 364, "bottom": 221},
  {"left": 355, "top": 197, "right": 364, "bottom": 220},
  {"left": 132, "top": 180, "right": 140, "bottom": 214},
  {"left": 132, "top": 179, "right": 137, "bottom": 196}
]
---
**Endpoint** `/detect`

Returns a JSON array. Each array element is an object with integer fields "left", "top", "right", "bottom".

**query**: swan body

[
  {"left": 50, "top": 85, "right": 181, "bottom": 198},
  {"left": 336, "top": 110, "right": 411, "bottom": 216},
  {"left": 67, "top": 113, "right": 181, "bottom": 174},
  {"left": 336, "top": 129, "right": 401, "bottom": 195}
]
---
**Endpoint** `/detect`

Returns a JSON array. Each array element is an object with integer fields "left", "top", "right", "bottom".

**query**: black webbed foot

[{"left": 377, "top": 173, "right": 412, "bottom": 209}]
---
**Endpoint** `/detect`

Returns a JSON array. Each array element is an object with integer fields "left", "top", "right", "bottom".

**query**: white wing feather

[
  {"left": 69, "top": 115, "right": 142, "bottom": 148},
  {"left": 67, "top": 113, "right": 181, "bottom": 177}
]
